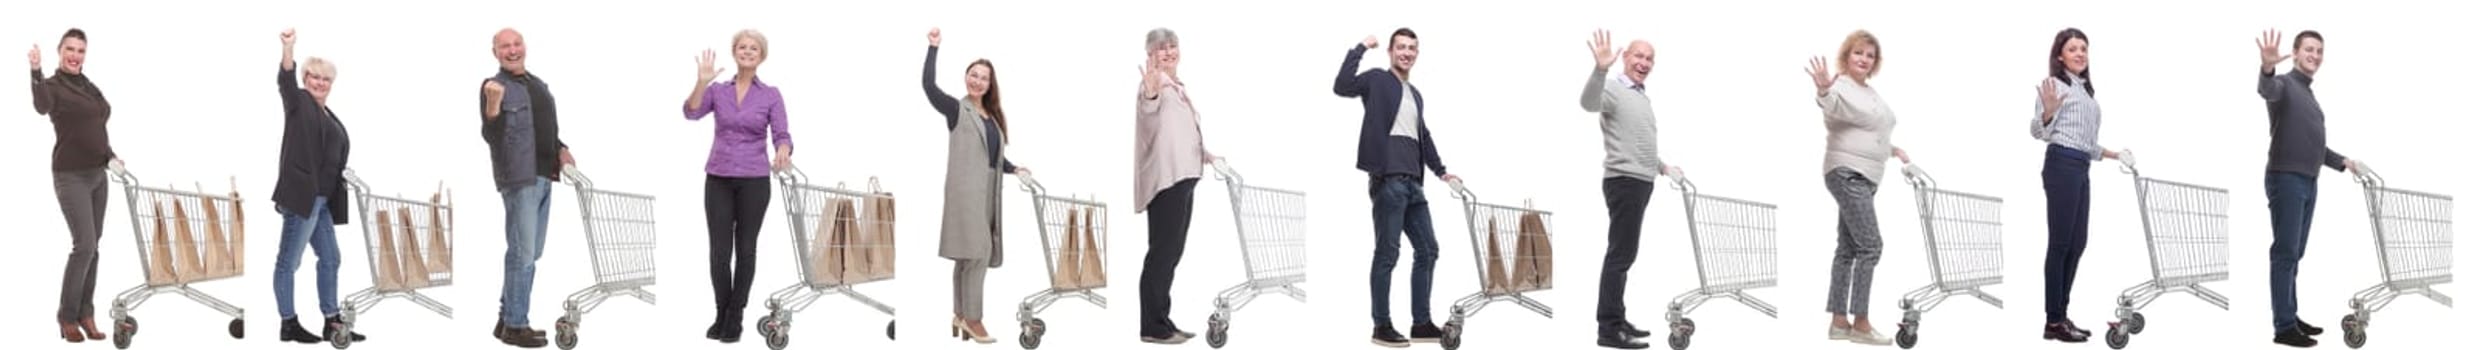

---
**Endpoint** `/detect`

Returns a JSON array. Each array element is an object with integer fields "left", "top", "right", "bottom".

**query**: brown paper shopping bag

[
  {"left": 170, "top": 201, "right": 207, "bottom": 283},
  {"left": 1053, "top": 208, "right": 1085, "bottom": 289},
  {"left": 1520, "top": 212, "right": 1553, "bottom": 290},
  {"left": 427, "top": 192, "right": 453, "bottom": 274},
  {"left": 147, "top": 200, "right": 179, "bottom": 286},
  {"left": 812, "top": 199, "right": 855, "bottom": 285},
  {"left": 230, "top": 195, "right": 246, "bottom": 275},
  {"left": 866, "top": 195, "right": 897, "bottom": 279},
  {"left": 398, "top": 208, "right": 431, "bottom": 288},
  {"left": 373, "top": 210, "right": 405, "bottom": 291},
  {"left": 1076, "top": 206, "right": 1105, "bottom": 288},
  {"left": 1483, "top": 217, "right": 1510, "bottom": 294},
  {"left": 835, "top": 199, "right": 872, "bottom": 283},
  {"left": 199, "top": 198, "right": 234, "bottom": 278}
]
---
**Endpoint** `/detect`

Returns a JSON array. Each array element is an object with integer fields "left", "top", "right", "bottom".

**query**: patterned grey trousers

[{"left": 1823, "top": 167, "right": 1884, "bottom": 316}]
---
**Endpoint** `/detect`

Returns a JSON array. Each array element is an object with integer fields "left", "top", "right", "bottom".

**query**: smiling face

[
  {"left": 1843, "top": 44, "right": 1879, "bottom": 78},
  {"left": 1623, "top": 40, "right": 1655, "bottom": 82},
  {"left": 2293, "top": 37, "right": 2323, "bottom": 75},
  {"left": 1389, "top": 34, "right": 1419, "bottom": 73},
  {"left": 965, "top": 63, "right": 993, "bottom": 98},
  {"left": 57, "top": 37, "right": 87, "bottom": 74},
  {"left": 1152, "top": 41, "right": 1181, "bottom": 76},
  {"left": 733, "top": 36, "right": 764, "bottom": 70},
  {"left": 303, "top": 67, "right": 333, "bottom": 102},
  {"left": 2060, "top": 38, "right": 2088, "bottom": 74},
  {"left": 493, "top": 29, "right": 527, "bottom": 74}
]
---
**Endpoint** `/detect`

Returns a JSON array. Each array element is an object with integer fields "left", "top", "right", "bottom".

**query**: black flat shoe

[
  {"left": 2043, "top": 323, "right": 2088, "bottom": 343},
  {"left": 279, "top": 317, "right": 323, "bottom": 344},
  {"left": 1598, "top": 332, "right": 1651, "bottom": 349},
  {"left": 2297, "top": 321, "right": 2325, "bottom": 336},
  {"left": 1610, "top": 321, "right": 1653, "bottom": 338},
  {"left": 2273, "top": 326, "right": 2319, "bottom": 348}
]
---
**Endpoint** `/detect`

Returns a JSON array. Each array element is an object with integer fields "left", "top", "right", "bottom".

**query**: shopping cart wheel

[
  {"left": 555, "top": 316, "right": 579, "bottom": 350},
  {"left": 759, "top": 314, "right": 789, "bottom": 350},
  {"left": 229, "top": 318, "right": 245, "bottom": 339},
  {"left": 1675, "top": 318, "right": 1696, "bottom": 337},
  {"left": 112, "top": 316, "right": 136, "bottom": 349},
  {"left": 1439, "top": 321, "right": 1464, "bottom": 350},
  {"left": 1894, "top": 323, "right": 1918, "bottom": 349},
  {"left": 327, "top": 320, "right": 354, "bottom": 349},
  {"left": 1205, "top": 314, "right": 1230, "bottom": 348},
  {"left": 1020, "top": 318, "right": 1046, "bottom": 349},
  {"left": 887, "top": 320, "right": 896, "bottom": 340},
  {"left": 2340, "top": 314, "right": 2367, "bottom": 348},
  {"left": 2126, "top": 312, "right": 2146, "bottom": 334},
  {"left": 2103, "top": 324, "right": 2128, "bottom": 349},
  {"left": 1666, "top": 332, "right": 1690, "bottom": 350}
]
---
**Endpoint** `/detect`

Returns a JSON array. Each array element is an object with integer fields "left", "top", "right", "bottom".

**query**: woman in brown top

[{"left": 31, "top": 28, "right": 118, "bottom": 344}]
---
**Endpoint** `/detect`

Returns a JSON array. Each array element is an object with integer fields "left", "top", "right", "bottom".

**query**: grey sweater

[
  {"left": 1580, "top": 67, "right": 1664, "bottom": 182},
  {"left": 2257, "top": 70, "right": 2347, "bottom": 176}
]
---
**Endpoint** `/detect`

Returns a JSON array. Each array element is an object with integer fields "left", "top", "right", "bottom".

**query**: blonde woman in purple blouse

[{"left": 680, "top": 29, "right": 792, "bottom": 344}]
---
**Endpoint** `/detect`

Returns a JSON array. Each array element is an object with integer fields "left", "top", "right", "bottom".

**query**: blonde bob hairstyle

[
  {"left": 302, "top": 56, "right": 337, "bottom": 80},
  {"left": 735, "top": 29, "right": 769, "bottom": 60},
  {"left": 1836, "top": 30, "right": 1881, "bottom": 78}
]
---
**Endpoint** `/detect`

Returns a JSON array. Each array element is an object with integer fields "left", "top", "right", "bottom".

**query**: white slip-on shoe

[
  {"left": 1827, "top": 325, "right": 1853, "bottom": 341},
  {"left": 1844, "top": 328, "right": 1893, "bottom": 346}
]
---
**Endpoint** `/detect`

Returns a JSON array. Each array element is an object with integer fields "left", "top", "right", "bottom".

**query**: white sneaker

[
  {"left": 1843, "top": 328, "right": 1893, "bottom": 346},
  {"left": 1827, "top": 325, "right": 1852, "bottom": 340}
]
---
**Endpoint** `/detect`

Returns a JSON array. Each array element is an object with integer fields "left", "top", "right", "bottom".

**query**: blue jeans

[
  {"left": 2041, "top": 145, "right": 2095, "bottom": 323},
  {"left": 1368, "top": 175, "right": 1439, "bottom": 326},
  {"left": 500, "top": 177, "right": 553, "bottom": 327},
  {"left": 2266, "top": 172, "right": 2318, "bottom": 331},
  {"left": 274, "top": 196, "right": 343, "bottom": 319}
]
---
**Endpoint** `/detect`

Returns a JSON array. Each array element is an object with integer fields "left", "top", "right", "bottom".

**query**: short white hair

[
  {"left": 1145, "top": 28, "right": 1177, "bottom": 52},
  {"left": 735, "top": 29, "right": 769, "bottom": 59},
  {"left": 302, "top": 56, "right": 336, "bottom": 80}
]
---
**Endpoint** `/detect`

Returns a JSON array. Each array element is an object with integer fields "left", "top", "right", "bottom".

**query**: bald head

[
  {"left": 493, "top": 28, "right": 528, "bottom": 74},
  {"left": 1622, "top": 39, "right": 1655, "bottom": 82}
]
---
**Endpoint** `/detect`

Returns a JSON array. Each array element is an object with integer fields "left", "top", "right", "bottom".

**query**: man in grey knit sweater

[
  {"left": 1579, "top": 29, "right": 1678, "bottom": 350},
  {"left": 2255, "top": 28, "right": 2358, "bottom": 348}
]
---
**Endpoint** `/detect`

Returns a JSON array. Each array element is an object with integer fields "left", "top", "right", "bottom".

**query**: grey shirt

[
  {"left": 1580, "top": 67, "right": 1664, "bottom": 182},
  {"left": 2257, "top": 70, "right": 2347, "bottom": 175},
  {"left": 2032, "top": 74, "right": 2104, "bottom": 158}
]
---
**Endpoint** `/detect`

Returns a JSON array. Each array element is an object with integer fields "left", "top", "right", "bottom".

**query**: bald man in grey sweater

[{"left": 1579, "top": 30, "right": 1675, "bottom": 350}]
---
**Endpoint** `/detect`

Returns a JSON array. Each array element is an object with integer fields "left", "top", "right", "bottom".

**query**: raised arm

[
  {"left": 2256, "top": 71, "right": 2289, "bottom": 102},
  {"left": 683, "top": 49, "right": 722, "bottom": 120},
  {"left": 1138, "top": 73, "right": 1165, "bottom": 114},
  {"left": 1580, "top": 66, "right": 1613, "bottom": 112},
  {"left": 278, "top": 29, "right": 302, "bottom": 107},
  {"left": 922, "top": 46, "right": 962, "bottom": 129},
  {"left": 2031, "top": 78, "right": 2057, "bottom": 140},
  {"left": 30, "top": 45, "right": 53, "bottom": 114},
  {"left": 1333, "top": 39, "right": 1376, "bottom": 97},
  {"left": 2256, "top": 29, "right": 2293, "bottom": 102},
  {"left": 481, "top": 79, "right": 505, "bottom": 120}
]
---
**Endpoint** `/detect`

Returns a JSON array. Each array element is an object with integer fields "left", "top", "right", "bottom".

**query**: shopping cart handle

[
  {"left": 1901, "top": 164, "right": 1934, "bottom": 188},
  {"left": 562, "top": 166, "right": 594, "bottom": 189},
  {"left": 772, "top": 164, "right": 810, "bottom": 187},
  {"left": 1210, "top": 158, "right": 1240, "bottom": 183},
  {"left": 2349, "top": 162, "right": 2382, "bottom": 187},
  {"left": 1666, "top": 174, "right": 1696, "bottom": 192},
  {"left": 1018, "top": 173, "right": 1046, "bottom": 194},
  {"left": 341, "top": 168, "right": 368, "bottom": 193},
  {"left": 1445, "top": 178, "right": 1474, "bottom": 200},
  {"left": 2112, "top": 149, "right": 2140, "bottom": 175},
  {"left": 106, "top": 163, "right": 137, "bottom": 184}
]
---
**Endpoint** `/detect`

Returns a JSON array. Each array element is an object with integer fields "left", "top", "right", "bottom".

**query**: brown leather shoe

[
  {"left": 62, "top": 322, "right": 86, "bottom": 343},
  {"left": 494, "top": 324, "right": 548, "bottom": 348},
  {"left": 81, "top": 317, "right": 107, "bottom": 341}
]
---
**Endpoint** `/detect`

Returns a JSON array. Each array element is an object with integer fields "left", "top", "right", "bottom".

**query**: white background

[{"left": 5, "top": 0, "right": 2467, "bottom": 349}]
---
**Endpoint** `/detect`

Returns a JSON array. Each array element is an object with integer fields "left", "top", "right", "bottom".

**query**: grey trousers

[
  {"left": 1823, "top": 167, "right": 1884, "bottom": 316},
  {"left": 56, "top": 167, "right": 108, "bottom": 323},
  {"left": 954, "top": 259, "right": 990, "bottom": 320}
]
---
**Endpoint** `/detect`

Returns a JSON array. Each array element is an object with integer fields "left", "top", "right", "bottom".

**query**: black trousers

[
  {"left": 705, "top": 175, "right": 771, "bottom": 325},
  {"left": 2041, "top": 145, "right": 2094, "bottom": 323},
  {"left": 1139, "top": 178, "right": 1200, "bottom": 337},
  {"left": 1596, "top": 177, "right": 1657, "bottom": 330}
]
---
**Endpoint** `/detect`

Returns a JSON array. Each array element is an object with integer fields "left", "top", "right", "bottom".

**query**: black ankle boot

[{"left": 278, "top": 317, "right": 322, "bottom": 344}]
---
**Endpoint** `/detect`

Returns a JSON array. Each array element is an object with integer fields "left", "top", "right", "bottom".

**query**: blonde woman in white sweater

[{"left": 1803, "top": 30, "right": 1909, "bottom": 347}]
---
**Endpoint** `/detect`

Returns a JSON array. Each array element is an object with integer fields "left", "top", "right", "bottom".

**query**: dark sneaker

[
  {"left": 1598, "top": 332, "right": 1650, "bottom": 349},
  {"left": 2043, "top": 323, "right": 2088, "bottom": 343},
  {"left": 278, "top": 317, "right": 323, "bottom": 344},
  {"left": 1609, "top": 321, "right": 1653, "bottom": 338},
  {"left": 495, "top": 324, "right": 548, "bottom": 348},
  {"left": 1408, "top": 322, "right": 1443, "bottom": 343},
  {"left": 2273, "top": 326, "right": 2319, "bottom": 348},
  {"left": 2298, "top": 321, "right": 2325, "bottom": 336},
  {"left": 322, "top": 316, "right": 365, "bottom": 342},
  {"left": 1370, "top": 326, "right": 1409, "bottom": 348}
]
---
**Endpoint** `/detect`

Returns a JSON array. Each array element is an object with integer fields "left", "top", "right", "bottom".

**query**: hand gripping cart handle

[
  {"left": 104, "top": 166, "right": 249, "bottom": 348},
  {"left": 2335, "top": 163, "right": 2454, "bottom": 349},
  {"left": 1660, "top": 171, "right": 1781, "bottom": 350},
  {"left": 550, "top": 166, "right": 658, "bottom": 350},
  {"left": 1889, "top": 164, "right": 2007, "bottom": 349},
  {"left": 1201, "top": 158, "right": 1310, "bottom": 349}
]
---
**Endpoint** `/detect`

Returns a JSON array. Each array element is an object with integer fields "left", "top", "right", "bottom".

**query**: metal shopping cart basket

[
  {"left": 1202, "top": 160, "right": 1309, "bottom": 348},
  {"left": 549, "top": 168, "right": 656, "bottom": 350},
  {"left": 1661, "top": 173, "right": 1780, "bottom": 350},
  {"left": 1016, "top": 175, "right": 1109, "bottom": 349},
  {"left": 2102, "top": 155, "right": 2231, "bottom": 349},
  {"left": 103, "top": 166, "right": 248, "bottom": 349},
  {"left": 1436, "top": 180, "right": 1555, "bottom": 350},
  {"left": 2336, "top": 165, "right": 2453, "bottom": 349},
  {"left": 756, "top": 166, "right": 897, "bottom": 350},
  {"left": 331, "top": 169, "right": 455, "bottom": 349},
  {"left": 1889, "top": 164, "right": 2005, "bottom": 349}
]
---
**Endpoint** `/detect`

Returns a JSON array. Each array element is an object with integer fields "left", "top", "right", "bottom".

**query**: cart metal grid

[
  {"left": 1888, "top": 164, "right": 2006, "bottom": 349},
  {"left": 1435, "top": 180, "right": 1555, "bottom": 350},
  {"left": 331, "top": 168, "right": 455, "bottom": 349},
  {"left": 1661, "top": 174, "right": 1780, "bottom": 350},
  {"left": 1016, "top": 175, "right": 1109, "bottom": 349},
  {"left": 2102, "top": 157, "right": 2232, "bottom": 349},
  {"left": 550, "top": 168, "right": 657, "bottom": 350},
  {"left": 1201, "top": 160, "right": 1308, "bottom": 349},
  {"left": 2336, "top": 166, "right": 2453, "bottom": 349},
  {"left": 757, "top": 166, "right": 896, "bottom": 350},
  {"left": 104, "top": 167, "right": 248, "bottom": 348}
]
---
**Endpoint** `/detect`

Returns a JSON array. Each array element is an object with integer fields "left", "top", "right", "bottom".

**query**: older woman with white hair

[
  {"left": 681, "top": 28, "right": 792, "bottom": 344},
  {"left": 270, "top": 28, "right": 363, "bottom": 345},
  {"left": 1133, "top": 27, "right": 1214, "bottom": 345}
]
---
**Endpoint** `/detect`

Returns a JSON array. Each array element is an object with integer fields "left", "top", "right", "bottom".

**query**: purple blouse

[{"left": 685, "top": 77, "right": 792, "bottom": 178}]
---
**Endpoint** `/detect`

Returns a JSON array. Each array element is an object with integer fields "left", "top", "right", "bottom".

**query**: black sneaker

[
  {"left": 1370, "top": 326, "right": 1410, "bottom": 348},
  {"left": 2298, "top": 321, "right": 2325, "bottom": 336},
  {"left": 2273, "top": 326, "right": 2319, "bottom": 348},
  {"left": 278, "top": 317, "right": 323, "bottom": 344},
  {"left": 1608, "top": 321, "right": 1653, "bottom": 338},
  {"left": 1408, "top": 322, "right": 1443, "bottom": 343},
  {"left": 322, "top": 316, "right": 365, "bottom": 342}
]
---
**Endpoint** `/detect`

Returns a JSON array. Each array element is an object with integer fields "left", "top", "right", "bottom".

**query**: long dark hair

[
  {"left": 2048, "top": 28, "right": 2094, "bottom": 96},
  {"left": 969, "top": 59, "right": 1008, "bottom": 142}
]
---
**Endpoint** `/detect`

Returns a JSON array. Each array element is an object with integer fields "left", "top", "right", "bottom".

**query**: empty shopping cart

[
  {"left": 757, "top": 166, "right": 897, "bottom": 350},
  {"left": 332, "top": 168, "right": 455, "bottom": 349},
  {"left": 1662, "top": 173, "right": 1780, "bottom": 350},
  {"left": 1016, "top": 174, "right": 1110, "bottom": 350},
  {"left": 104, "top": 167, "right": 248, "bottom": 349},
  {"left": 2102, "top": 155, "right": 2231, "bottom": 349},
  {"left": 1889, "top": 164, "right": 2006, "bottom": 349},
  {"left": 2336, "top": 165, "right": 2453, "bottom": 349},
  {"left": 1436, "top": 179, "right": 1556, "bottom": 350},
  {"left": 1202, "top": 159, "right": 1309, "bottom": 349},
  {"left": 550, "top": 168, "right": 656, "bottom": 350}
]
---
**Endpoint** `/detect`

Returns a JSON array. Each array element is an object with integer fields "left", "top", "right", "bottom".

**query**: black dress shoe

[
  {"left": 2273, "top": 326, "right": 2319, "bottom": 348},
  {"left": 1608, "top": 321, "right": 1653, "bottom": 338},
  {"left": 1599, "top": 332, "right": 1651, "bottom": 349},
  {"left": 2061, "top": 319, "right": 2092, "bottom": 337},
  {"left": 278, "top": 317, "right": 323, "bottom": 344},
  {"left": 2043, "top": 323, "right": 2089, "bottom": 343},
  {"left": 2297, "top": 321, "right": 2325, "bottom": 336}
]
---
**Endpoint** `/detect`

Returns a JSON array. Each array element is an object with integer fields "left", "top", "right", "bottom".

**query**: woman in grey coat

[{"left": 924, "top": 27, "right": 1030, "bottom": 345}]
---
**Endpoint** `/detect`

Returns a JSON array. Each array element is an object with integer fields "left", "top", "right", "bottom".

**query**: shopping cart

[
  {"left": 331, "top": 168, "right": 455, "bottom": 349},
  {"left": 2336, "top": 165, "right": 2453, "bottom": 349},
  {"left": 756, "top": 166, "right": 897, "bottom": 350},
  {"left": 1435, "top": 179, "right": 1555, "bottom": 350},
  {"left": 1201, "top": 159, "right": 1309, "bottom": 349},
  {"left": 1888, "top": 164, "right": 2005, "bottom": 349},
  {"left": 2101, "top": 154, "right": 2231, "bottom": 349},
  {"left": 550, "top": 168, "right": 656, "bottom": 350},
  {"left": 1661, "top": 172, "right": 1780, "bottom": 350},
  {"left": 1016, "top": 175, "right": 1110, "bottom": 350},
  {"left": 103, "top": 166, "right": 248, "bottom": 349}
]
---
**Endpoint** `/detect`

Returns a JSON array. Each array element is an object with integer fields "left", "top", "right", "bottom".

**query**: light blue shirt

[{"left": 2032, "top": 74, "right": 2103, "bottom": 158}]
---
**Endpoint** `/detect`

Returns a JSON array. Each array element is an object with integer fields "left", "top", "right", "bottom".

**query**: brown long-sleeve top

[{"left": 30, "top": 69, "right": 115, "bottom": 171}]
